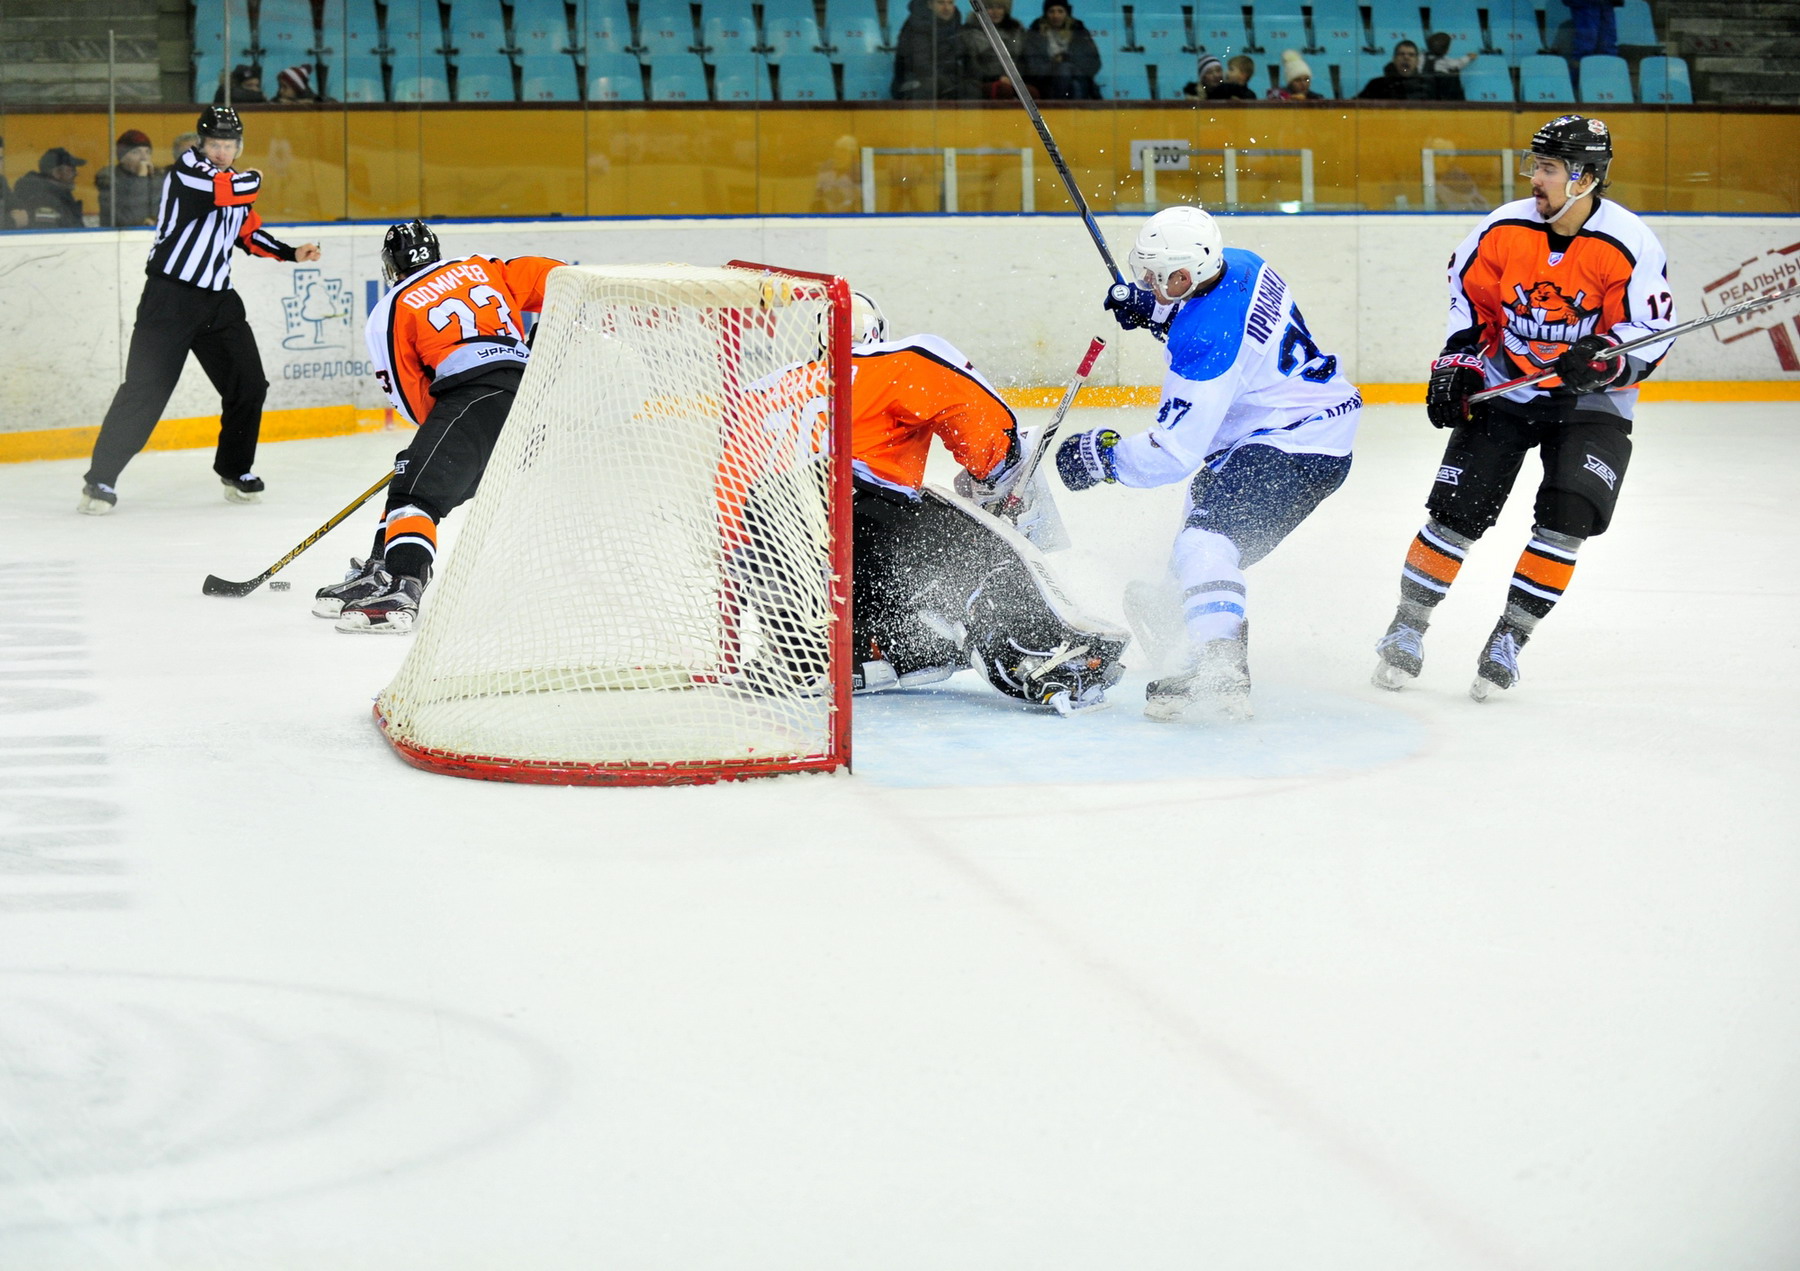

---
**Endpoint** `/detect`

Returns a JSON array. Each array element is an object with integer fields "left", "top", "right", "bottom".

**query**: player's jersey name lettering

[
  {"left": 1244, "top": 272, "right": 1288, "bottom": 345},
  {"left": 400, "top": 261, "right": 494, "bottom": 310}
]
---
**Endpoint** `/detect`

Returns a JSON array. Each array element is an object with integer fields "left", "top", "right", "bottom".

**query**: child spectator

[
  {"left": 1267, "top": 50, "right": 1324, "bottom": 99},
  {"left": 1183, "top": 54, "right": 1224, "bottom": 98},
  {"left": 1425, "top": 32, "right": 1478, "bottom": 75},
  {"left": 1209, "top": 53, "right": 1258, "bottom": 99},
  {"left": 273, "top": 65, "right": 319, "bottom": 103}
]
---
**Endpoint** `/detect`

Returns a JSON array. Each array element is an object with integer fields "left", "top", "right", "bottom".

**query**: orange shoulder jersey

[
  {"left": 365, "top": 254, "right": 562, "bottom": 425},
  {"left": 844, "top": 334, "right": 1018, "bottom": 497},
  {"left": 1446, "top": 196, "right": 1675, "bottom": 424}
]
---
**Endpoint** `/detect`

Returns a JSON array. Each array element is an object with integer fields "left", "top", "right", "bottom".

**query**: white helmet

[
  {"left": 1127, "top": 205, "right": 1224, "bottom": 300},
  {"left": 851, "top": 290, "right": 887, "bottom": 345}
]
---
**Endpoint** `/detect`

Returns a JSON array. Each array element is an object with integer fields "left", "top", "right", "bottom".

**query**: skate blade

[
  {"left": 1469, "top": 676, "right": 1497, "bottom": 702},
  {"left": 335, "top": 611, "right": 415, "bottom": 634},
  {"left": 1144, "top": 693, "right": 1251, "bottom": 724},
  {"left": 77, "top": 497, "right": 115, "bottom": 516},
  {"left": 1371, "top": 661, "right": 1417, "bottom": 691},
  {"left": 312, "top": 599, "right": 346, "bottom": 618}
]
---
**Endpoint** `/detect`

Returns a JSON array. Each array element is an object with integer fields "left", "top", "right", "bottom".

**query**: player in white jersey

[{"left": 1056, "top": 206, "right": 1361, "bottom": 720}]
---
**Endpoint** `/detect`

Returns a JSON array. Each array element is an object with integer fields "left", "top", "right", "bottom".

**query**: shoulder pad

[{"left": 1165, "top": 249, "right": 1266, "bottom": 382}]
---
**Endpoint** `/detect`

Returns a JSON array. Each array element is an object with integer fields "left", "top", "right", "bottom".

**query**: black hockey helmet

[
  {"left": 381, "top": 219, "right": 441, "bottom": 285},
  {"left": 1524, "top": 113, "right": 1613, "bottom": 192},
  {"left": 196, "top": 105, "right": 244, "bottom": 142}
]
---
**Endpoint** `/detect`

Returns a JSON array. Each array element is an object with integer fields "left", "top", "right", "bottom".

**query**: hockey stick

[
  {"left": 1470, "top": 283, "right": 1800, "bottom": 403},
  {"left": 967, "top": 0, "right": 1129, "bottom": 297},
  {"left": 996, "top": 335, "right": 1107, "bottom": 521},
  {"left": 201, "top": 472, "right": 393, "bottom": 597}
]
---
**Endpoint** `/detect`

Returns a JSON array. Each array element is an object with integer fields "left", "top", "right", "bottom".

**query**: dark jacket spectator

[
  {"left": 1182, "top": 53, "right": 1222, "bottom": 98},
  {"left": 95, "top": 129, "right": 160, "bottom": 227},
  {"left": 960, "top": 0, "right": 1030, "bottom": 98},
  {"left": 10, "top": 147, "right": 86, "bottom": 229},
  {"left": 1207, "top": 53, "right": 1258, "bottom": 99},
  {"left": 893, "top": 0, "right": 973, "bottom": 100},
  {"left": 214, "top": 64, "right": 267, "bottom": 104},
  {"left": 1267, "top": 49, "right": 1325, "bottom": 99},
  {"left": 1020, "top": 0, "right": 1101, "bottom": 100},
  {"left": 1357, "top": 40, "right": 1459, "bottom": 99}
]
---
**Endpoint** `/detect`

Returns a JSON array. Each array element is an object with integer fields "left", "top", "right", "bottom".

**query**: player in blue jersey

[{"left": 1055, "top": 206, "right": 1362, "bottom": 721}]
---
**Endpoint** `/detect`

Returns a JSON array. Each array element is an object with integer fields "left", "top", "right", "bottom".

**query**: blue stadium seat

[
  {"left": 649, "top": 51, "right": 708, "bottom": 98},
  {"left": 636, "top": 0, "right": 698, "bottom": 55},
  {"left": 193, "top": 0, "right": 252, "bottom": 99},
  {"left": 457, "top": 70, "right": 514, "bottom": 100},
  {"left": 446, "top": 0, "right": 508, "bottom": 49},
  {"left": 1616, "top": 0, "right": 1657, "bottom": 47},
  {"left": 1079, "top": 2, "right": 1124, "bottom": 53},
  {"left": 1153, "top": 53, "right": 1197, "bottom": 98},
  {"left": 1577, "top": 53, "right": 1630, "bottom": 101},
  {"left": 1541, "top": 0, "right": 1571, "bottom": 53},
  {"left": 1132, "top": 10, "right": 1191, "bottom": 57},
  {"left": 761, "top": 12, "right": 824, "bottom": 59},
  {"left": 1367, "top": 0, "right": 1422, "bottom": 55},
  {"left": 1306, "top": 0, "right": 1362, "bottom": 54},
  {"left": 577, "top": 0, "right": 634, "bottom": 56},
  {"left": 824, "top": 0, "right": 885, "bottom": 58},
  {"left": 777, "top": 51, "right": 837, "bottom": 98},
  {"left": 711, "top": 52, "right": 771, "bottom": 98},
  {"left": 258, "top": 0, "right": 317, "bottom": 61},
  {"left": 1251, "top": 11, "right": 1304, "bottom": 55},
  {"left": 702, "top": 15, "right": 759, "bottom": 56},
  {"left": 316, "top": 0, "right": 385, "bottom": 100},
  {"left": 1483, "top": 1, "right": 1541, "bottom": 64},
  {"left": 1637, "top": 54, "right": 1690, "bottom": 104},
  {"left": 838, "top": 51, "right": 889, "bottom": 98},
  {"left": 384, "top": 0, "right": 444, "bottom": 75},
  {"left": 586, "top": 51, "right": 646, "bottom": 98},
  {"left": 1192, "top": 2, "right": 1247, "bottom": 56},
  {"left": 393, "top": 72, "right": 451, "bottom": 100},
  {"left": 513, "top": 0, "right": 574, "bottom": 53},
  {"left": 1101, "top": 53, "right": 1150, "bottom": 99},
  {"left": 519, "top": 52, "right": 580, "bottom": 97},
  {"left": 340, "top": 74, "right": 385, "bottom": 100},
  {"left": 759, "top": 0, "right": 814, "bottom": 20},
  {"left": 1518, "top": 53, "right": 1574, "bottom": 101},
  {"left": 1458, "top": 59, "right": 1513, "bottom": 100},
  {"left": 1424, "top": 0, "right": 1483, "bottom": 55},
  {"left": 1312, "top": 48, "right": 1360, "bottom": 95}
]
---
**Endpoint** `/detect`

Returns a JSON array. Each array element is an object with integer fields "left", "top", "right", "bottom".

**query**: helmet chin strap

[{"left": 1544, "top": 167, "right": 1595, "bottom": 222}]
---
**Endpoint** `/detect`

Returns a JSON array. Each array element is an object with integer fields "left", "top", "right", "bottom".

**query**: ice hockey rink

[{"left": 3, "top": 399, "right": 1797, "bottom": 1270}]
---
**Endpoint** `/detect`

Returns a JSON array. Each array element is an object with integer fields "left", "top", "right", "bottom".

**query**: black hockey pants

[
  {"left": 387, "top": 366, "right": 523, "bottom": 522},
  {"left": 87, "top": 276, "right": 269, "bottom": 488}
]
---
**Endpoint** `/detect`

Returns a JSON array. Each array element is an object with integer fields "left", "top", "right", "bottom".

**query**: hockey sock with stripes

[
  {"left": 1171, "top": 527, "right": 1246, "bottom": 645},
  {"left": 1398, "top": 519, "right": 1475, "bottom": 626},
  {"left": 1503, "top": 526, "right": 1582, "bottom": 633},
  {"left": 381, "top": 503, "right": 438, "bottom": 582}
]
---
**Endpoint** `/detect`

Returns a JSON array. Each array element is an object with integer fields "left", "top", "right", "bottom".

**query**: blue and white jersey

[{"left": 1111, "top": 249, "right": 1362, "bottom": 489}]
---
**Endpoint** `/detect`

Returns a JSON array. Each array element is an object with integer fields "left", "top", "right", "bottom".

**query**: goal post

[{"left": 374, "top": 261, "right": 855, "bottom": 786}]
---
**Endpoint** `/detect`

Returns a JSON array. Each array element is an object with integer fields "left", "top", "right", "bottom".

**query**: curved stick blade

[{"left": 203, "top": 574, "right": 262, "bottom": 597}]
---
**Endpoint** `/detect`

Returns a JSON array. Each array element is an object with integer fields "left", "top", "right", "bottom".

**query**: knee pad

[{"left": 1532, "top": 486, "right": 1600, "bottom": 539}]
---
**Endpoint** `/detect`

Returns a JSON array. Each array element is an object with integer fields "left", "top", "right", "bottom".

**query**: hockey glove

[
  {"left": 1055, "top": 429, "right": 1120, "bottom": 491},
  {"left": 1552, "top": 333, "right": 1626, "bottom": 394},
  {"left": 1104, "top": 284, "right": 1175, "bottom": 342},
  {"left": 1425, "top": 353, "right": 1488, "bottom": 428}
]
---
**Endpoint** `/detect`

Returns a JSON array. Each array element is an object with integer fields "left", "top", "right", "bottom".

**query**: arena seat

[
  {"left": 578, "top": 0, "right": 635, "bottom": 56},
  {"left": 636, "top": 0, "right": 699, "bottom": 55},
  {"left": 1518, "top": 53, "right": 1574, "bottom": 101},
  {"left": 761, "top": 11, "right": 825, "bottom": 60},
  {"left": 586, "top": 51, "right": 646, "bottom": 98},
  {"left": 1366, "top": 0, "right": 1423, "bottom": 57},
  {"left": 700, "top": 0, "right": 759, "bottom": 59},
  {"left": 823, "top": 0, "right": 886, "bottom": 59},
  {"left": 1577, "top": 53, "right": 1631, "bottom": 102},
  {"left": 1637, "top": 55, "right": 1691, "bottom": 104},
  {"left": 1250, "top": 11, "right": 1304, "bottom": 56},
  {"left": 649, "top": 51, "right": 709, "bottom": 98},
  {"left": 1191, "top": 1, "right": 1248, "bottom": 56},
  {"left": 711, "top": 52, "right": 772, "bottom": 99},
  {"left": 838, "top": 51, "right": 890, "bottom": 98},
  {"left": 513, "top": 0, "right": 575, "bottom": 53},
  {"left": 1132, "top": 9, "right": 1191, "bottom": 58},
  {"left": 1101, "top": 54, "right": 1151, "bottom": 99},
  {"left": 1458, "top": 59, "right": 1514, "bottom": 101},
  {"left": 1155, "top": 53, "right": 1198, "bottom": 98},
  {"left": 519, "top": 52, "right": 580, "bottom": 98},
  {"left": 257, "top": 0, "right": 318, "bottom": 62},
  {"left": 1616, "top": 0, "right": 1658, "bottom": 48},
  {"left": 777, "top": 51, "right": 837, "bottom": 99},
  {"left": 456, "top": 70, "right": 514, "bottom": 100},
  {"left": 393, "top": 72, "right": 451, "bottom": 100}
]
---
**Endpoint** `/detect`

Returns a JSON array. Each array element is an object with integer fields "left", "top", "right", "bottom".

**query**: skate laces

[
  {"left": 1377, "top": 624, "right": 1424, "bottom": 659},
  {"left": 1485, "top": 628, "right": 1522, "bottom": 677}
]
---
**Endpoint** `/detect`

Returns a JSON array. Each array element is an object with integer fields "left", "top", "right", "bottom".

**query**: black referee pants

[{"left": 86, "top": 275, "right": 270, "bottom": 488}]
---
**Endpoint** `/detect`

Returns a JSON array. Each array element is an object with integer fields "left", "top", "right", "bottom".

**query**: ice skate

[
  {"left": 1145, "top": 637, "right": 1251, "bottom": 722},
  {"left": 313, "top": 557, "right": 387, "bottom": 618},
  {"left": 77, "top": 482, "right": 117, "bottom": 516},
  {"left": 221, "top": 472, "right": 265, "bottom": 504},
  {"left": 1372, "top": 615, "right": 1426, "bottom": 690},
  {"left": 1470, "top": 619, "right": 1529, "bottom": 701},
  {"left": 335, "top": 571, "right": 423, "bottom": 634}
]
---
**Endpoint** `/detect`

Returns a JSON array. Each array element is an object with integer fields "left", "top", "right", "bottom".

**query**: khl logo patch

[
  {"left": 1584, "top": 454, "right": 1618, "bottom": 489},
  {"left": 1435, "top": 465, "right": 1462, "bottom": 486}
]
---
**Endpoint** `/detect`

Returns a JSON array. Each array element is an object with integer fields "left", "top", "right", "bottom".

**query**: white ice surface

[{"left": 2, "top": 403, "right": 1798, "bottom": 1270}]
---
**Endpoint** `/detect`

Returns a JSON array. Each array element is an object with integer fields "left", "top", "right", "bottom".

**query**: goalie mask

[
  {"left": 817, "top": 289, "right": 887, "bottom": 358},
  {"left": 1128, "top": 205, "right": 1225, "bottom": 302},
  {"left": 1522, "top": 114, "right": 1613, "bottom": 196},
  {"left": 381, "top": 219, "right": 441, "bottom": 286}
]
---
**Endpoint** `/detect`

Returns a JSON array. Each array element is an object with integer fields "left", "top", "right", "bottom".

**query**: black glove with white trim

[
  {"left": 1425, "top": 353, "right": 1487, "bottom": 429},
  {"left": 1552, "top": 333, "right": 1627, "bottom": 394},
  {"left": 1104, "top": 284, "right": 1175, "bottom": 342}
]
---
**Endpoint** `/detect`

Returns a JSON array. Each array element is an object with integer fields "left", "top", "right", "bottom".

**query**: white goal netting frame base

[{"left": 373, "top": 261, "right": 854, "bottom": 787}]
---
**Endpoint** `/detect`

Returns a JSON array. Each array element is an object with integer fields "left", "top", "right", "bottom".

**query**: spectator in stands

[
  {"left": 171, "top": 132, "right": 200, "bottom": 164},
  {"left": 961, "top": 0, "right": 1030, "bottom": 98},
  {"left": 1358, "top": 40, "right": 1437, "bottom": 99},
  {"left": 1182, "top": 54, "right": 1224, "bottom": 98},
  {"left": 9, "top": 147, "right": 86, "bottom": 230},
  {"left": 813, "top": 134, "right": 860, "bottom": 212},
  {"left": 273, "top": 65, "right": 319, "bottom": 104},
  {"left": 893, "top": 0, "right": 973, "bottom": 100},
  {"left": 1425, "top": 31, "right": 1478, "bottom": 76},
  {"left": 214, "top": 64, "right": 267, "bottom": 105},
  {"left": 1021, "top": 0, "right": 1101, "bottom": 100},
  {"left": 95, "top": 129, "right": 159, "bottom": 228},
  {"left": 1209, "top": 53, "right": 1259, "bottom": 100},
  {"left": 1565, "top": 0, "right": 1618, "bottom": 58},
  {"left": 1267, "top": 50, "right": 1324, "bottom": 99}
]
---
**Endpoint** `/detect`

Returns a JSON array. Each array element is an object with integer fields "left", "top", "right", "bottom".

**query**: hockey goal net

[{"left": 374, "top": 262, "right": 853, "bottom": 785}]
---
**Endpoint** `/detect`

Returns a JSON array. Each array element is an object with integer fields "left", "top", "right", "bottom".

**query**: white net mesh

[{"left": 375, "top": 264, "right": 850, "bottom": 783}]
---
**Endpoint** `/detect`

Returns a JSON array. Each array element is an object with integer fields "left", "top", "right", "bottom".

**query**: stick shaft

[
  {"left": 1470, "top": 284, "right": 1800, "bottom": 403},
  {"left": 1001, "top": 336, "right": 1106, "bottom": 516},
  {"left": 967, "top": 0, "right": 1124, "bottom": 285},
  {"left": 202, "top": 471, "right": 393, "bottom": 596}
]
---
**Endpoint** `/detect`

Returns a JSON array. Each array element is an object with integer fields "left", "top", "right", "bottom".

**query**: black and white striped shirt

[{"left": 144, "top": 148, "right": 296, "bottom": 290}]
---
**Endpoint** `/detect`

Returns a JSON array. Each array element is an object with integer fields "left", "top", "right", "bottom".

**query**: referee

[{"left": 80, "top": 106, "right": 320, "bottom": 515}]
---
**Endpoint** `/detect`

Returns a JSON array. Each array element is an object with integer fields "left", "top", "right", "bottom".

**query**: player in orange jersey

[
  {"left": 1371, "top": 114, "right": 1676, "bottom": 700},
  {"left": 737, "top": 294, "right": 1127, "bottom": 712},
  {"left": 313, "top": 220, "right": 563, "bottom": 632}
]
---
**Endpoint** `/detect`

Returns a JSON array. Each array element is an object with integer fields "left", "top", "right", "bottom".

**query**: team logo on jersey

[
  {"left": 1435, "top": 465, "right": 1462, "bottom": 485},
  {"left": 1583, "top": 454, "right": 1618, "bottom": 488},
  {"left": 280, "top": 269, "right": 354, "bottom": 350},
  {"left": 1502, "top": 281, "right": 1603, "bottom": 369}
]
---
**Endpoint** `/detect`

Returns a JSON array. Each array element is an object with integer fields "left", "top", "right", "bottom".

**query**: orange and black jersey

[
  {"left": 844, "top": 334, "right": 1018, "bottom": 497},
  {"left": 365, "top": 254, "right": 562, "bottom": 425},
  {"left": 1446, "top": 196, "right": 1675, "bottom": 424}
]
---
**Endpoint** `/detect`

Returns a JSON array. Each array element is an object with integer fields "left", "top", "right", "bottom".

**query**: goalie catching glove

[
  {"left": 1055, "top": 429, "right": 1120, "bottom": 491},
  {"left": 1551, "top": 333, "right": 1626, "bottom": 394},
  {"left": 1425, "top": 353, "right": 1488, "bottom": 428}
]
